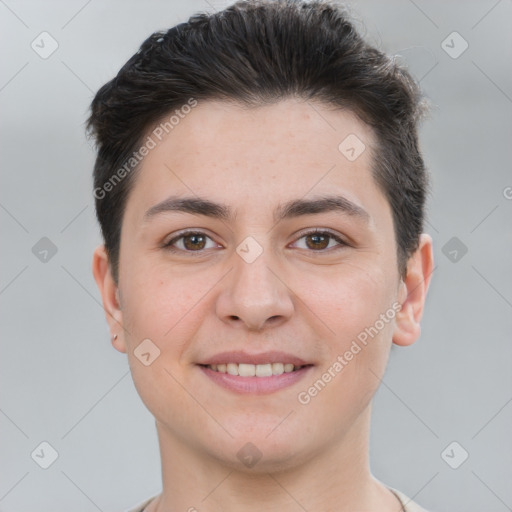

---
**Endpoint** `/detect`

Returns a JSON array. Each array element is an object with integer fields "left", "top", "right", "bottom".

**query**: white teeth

[
  {"left": 227, "top": 363, "right": 239, "bottom": 376},
  {"left": 256, "top": 363, "right": 272, "bottom": 377},
  {"left": 207, "top": 362, "right": 302, "bottom": 376},
  {"left": 272, "top": 362, "right": 284, "bottom": 375},
  {"left": 238, "top": 363, "right": 256, "bottom": 377}
]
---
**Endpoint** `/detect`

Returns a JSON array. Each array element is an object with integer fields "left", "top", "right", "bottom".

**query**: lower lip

[{"left": 199, "top": 365, "right": 313, "bottom": 394}]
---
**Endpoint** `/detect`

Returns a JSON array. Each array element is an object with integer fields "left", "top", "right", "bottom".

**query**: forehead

[
  {"left": 125, "top": 98, "right": 388, "bottom": 226},
  {"left": 154, "top": 98, "right": 375, "bottom": 167}
]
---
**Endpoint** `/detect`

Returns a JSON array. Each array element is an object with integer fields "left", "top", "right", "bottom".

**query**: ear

[
  {"left": 393, "top": 234, "right": 434, "bottom": 347},
  {"left": 92, "top": 245, "right": 127, "bottom": 353}
]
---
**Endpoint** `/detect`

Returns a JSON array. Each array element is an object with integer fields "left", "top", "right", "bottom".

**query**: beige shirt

[{"left": 124, "top": 487, "right": 430, "bottom": 512}]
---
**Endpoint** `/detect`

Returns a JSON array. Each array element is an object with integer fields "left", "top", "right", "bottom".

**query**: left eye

[
  {"left": 164, "top": 231, "right": 219, "bottom": 252},
  {"left": 292, "top": 230, "right": 347, "bottom": 251}
]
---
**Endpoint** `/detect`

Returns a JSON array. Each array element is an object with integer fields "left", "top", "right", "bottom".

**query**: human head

[
  {"left": 87, "top": 0, "right": 429, "bottom": 284},
  {"left": 89, "top": 0, "right": 434, "bottom": 491}
]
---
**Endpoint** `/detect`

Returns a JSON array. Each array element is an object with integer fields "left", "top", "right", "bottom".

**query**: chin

[{"left": 204, "top": 428, "right": 315, "bottom": 474}]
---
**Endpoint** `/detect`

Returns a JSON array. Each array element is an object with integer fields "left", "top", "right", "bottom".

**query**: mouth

[
  {"left": 200, "top": 362, "right": 309, "bottom": 377},
  {"left": 197, "top": 351, "right": 314, "bottom": 394}
]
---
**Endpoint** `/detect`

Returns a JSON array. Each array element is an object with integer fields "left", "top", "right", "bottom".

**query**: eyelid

[
  {"left": 162, "top": 229, "right": 222, "bottom": 252},
  {"left": 163, "top": 228, "right": 349, "bottom": 254},
  {"left": 289, "top": 228, "right": 350, "bottom": 250}
]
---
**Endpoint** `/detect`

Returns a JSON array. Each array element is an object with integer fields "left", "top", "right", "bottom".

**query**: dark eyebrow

[
  {"left": 143, "top": 194, "right": 370, "bottom": 224},
  {"left": 144, "top": 196, "right": 233, "bottom": 222},
  {"left": 275, "top": 195, "right": 370, "bottom": 224}
]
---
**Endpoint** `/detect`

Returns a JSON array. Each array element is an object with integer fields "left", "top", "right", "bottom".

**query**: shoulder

[
  {"left": 389, "top": 487, "right": 431, "bottom": 512},
  {"left": 123, "top": 490, "right": 435, "bottom": 512},
  {"left": 123, "top": 495, "right": 158, "bottom": 512}
]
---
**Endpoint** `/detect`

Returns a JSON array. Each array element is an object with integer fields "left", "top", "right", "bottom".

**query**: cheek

[
  {"left": 308, "top": 267, "right": 397, "bottom": 399},
  {"left": 294, "top": 262, "right": 397, "bottom": 402},
  {"left": 118, "top": 264, "right": 209, "bottom": 417},
  {"left": 120, "top": 260, "right": 219, "bottom": 350},
  {"left": 299, "top": 262, "right": 397, "bottom": 346}
]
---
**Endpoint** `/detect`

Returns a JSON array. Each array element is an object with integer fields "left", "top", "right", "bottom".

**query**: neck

[{"left": 150, "top": 404, "right": 400, "bottom": 512}]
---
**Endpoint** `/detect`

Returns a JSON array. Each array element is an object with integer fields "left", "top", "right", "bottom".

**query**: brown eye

[
  {"left": 164, "top": 231, "right": 219, "bottom": 253},
  {"left": 305, "top": 233, "right": 330, "bottom": 250},
  {"left": 182, "top": 233, "right": 207, "bottom": 250},
  {"left": 292, "top": 230, "right": 347, "bottom": 252}
]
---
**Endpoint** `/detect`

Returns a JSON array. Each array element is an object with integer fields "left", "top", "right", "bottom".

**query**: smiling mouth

[{"left": 200, "top": 363, "right": 310, "bottom": 377}]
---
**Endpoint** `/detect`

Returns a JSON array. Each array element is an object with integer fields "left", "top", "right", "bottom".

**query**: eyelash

[{"left": 162, "top": 229, "right": 349, "bottom": 255}]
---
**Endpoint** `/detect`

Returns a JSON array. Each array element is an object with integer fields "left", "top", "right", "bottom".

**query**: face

[{"left": 94, "top": 98, "right": 431, "bottom": 472}]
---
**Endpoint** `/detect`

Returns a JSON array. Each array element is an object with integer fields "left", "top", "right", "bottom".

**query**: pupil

[
  {"left": 308, "top": 234, "right": 328, "bottom": 250},
  {"left": 185, "top": 234, "right": 205, "bottom": 250}
]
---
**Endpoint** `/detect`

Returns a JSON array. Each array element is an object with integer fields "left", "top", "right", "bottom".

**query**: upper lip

[{"left": 199, "top": 350, "right": 311, "bottom": 366}]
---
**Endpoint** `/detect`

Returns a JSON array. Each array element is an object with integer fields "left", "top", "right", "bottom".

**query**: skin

[{"left": 93, "top": 98, "right": 433, "bottom": 512}]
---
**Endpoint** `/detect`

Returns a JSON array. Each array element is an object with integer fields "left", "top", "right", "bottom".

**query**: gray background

[{"left": 1, "top": 1, "right": 511, "bottom": 511}]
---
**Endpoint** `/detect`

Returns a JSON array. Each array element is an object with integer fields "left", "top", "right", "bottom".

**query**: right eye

[{"left": 163, "top": 230, "right": 222, "bottom": 254}]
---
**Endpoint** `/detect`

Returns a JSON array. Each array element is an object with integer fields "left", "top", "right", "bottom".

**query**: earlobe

[
  {"left": 92, "top": 245, "right": 127, "bottom": 353},
  {"left": 392, "top": 234, "right": 434, "bottom": 347}
]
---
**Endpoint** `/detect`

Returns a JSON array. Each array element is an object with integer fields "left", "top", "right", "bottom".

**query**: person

[{"left": 87, "top": 1, "right": 434, "bottom": 510}]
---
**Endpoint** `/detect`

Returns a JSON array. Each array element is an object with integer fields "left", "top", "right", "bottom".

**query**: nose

[{"left": 215, "top": 248, "right": 295, "bottom": 332}]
